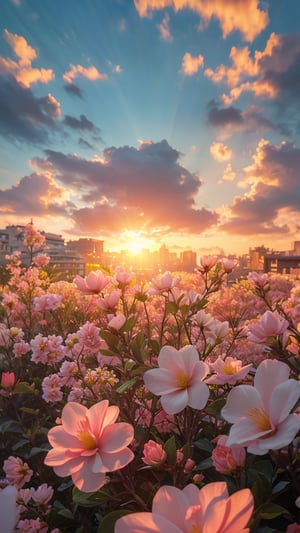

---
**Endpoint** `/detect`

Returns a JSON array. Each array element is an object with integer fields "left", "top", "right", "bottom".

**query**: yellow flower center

[
  {"left": 191, "top": 526, "right": 202, "bottom": 533},
  {"left": 247, "top": 408, "right": 272, "bottom": 432},
  {"left": 77, "top": 430, "right": 97, "bottom": 450},
  {"left": 222, "top": 362, "right": 237, "bottom": 375},
  {"left": 176, "top": 370, "right": 189, "bottom": 389}
]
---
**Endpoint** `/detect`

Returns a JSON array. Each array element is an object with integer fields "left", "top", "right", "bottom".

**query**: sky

[{"left": 0, "top": 0, "right": 300, "bottom": 257}]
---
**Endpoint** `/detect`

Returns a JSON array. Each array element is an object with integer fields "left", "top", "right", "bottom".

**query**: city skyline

[{"left": 0, "top": 1, "right": 300, "bottom": 256}]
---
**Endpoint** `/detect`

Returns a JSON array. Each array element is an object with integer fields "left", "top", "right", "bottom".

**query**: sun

[{"left": 120, "top": 230, "right": 156, "bottom": 255}]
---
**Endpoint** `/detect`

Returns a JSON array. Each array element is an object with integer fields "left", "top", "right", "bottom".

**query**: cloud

[
  {"left": 157, "top": 13, "right": 172, "bottom": 42},
  {"left": 0, "top": 76, "right": 60, "bottom": 144},
  {"left": 220, "top": 139, "right": 300, "bottom": 235},
  {"left": 134, "top": 0, "right": 269, "bottom": 42},
  {"left": 63, "top": 64, "right": 108, "bottom": 84},
  {"left": 0, "top": 29, "right": 54, "bottom": 87},
  {"left": 0, "top": 173, "right": 74, "bottom": 217},
  {"left": 63, "top": 83, "right": 84, "bottom": 99},
  {"left": 207, "top": 101, "right": 280, "bottom": 135},
  {"left": 218, "top": 163, "right": 236, "bottom": 183},
  {"left": 210, "top": 141, "right": 232, "bottom": 162},
  {"left": 29, "top": 139, "right": 218, "bottom": 236},
  {"left": 181, "top": 52, "right": 204, "bottom": 76},
  {"left": 205, "top": 32, "right": 300, "bottom": 107},
  {"left": 62, "top": 114, "right": 100, "bottom": 134}
]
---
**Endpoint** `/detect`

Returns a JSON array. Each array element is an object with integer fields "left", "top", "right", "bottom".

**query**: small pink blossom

[
  {"left": 198, "top": 255, "right": 218, "bottom": 273},
  {"left": 149, "top": 271, "right": 181, "bottom": 295},
  {"left": 212, "top": 435, "right": 246, "bottom": 474},
  {"left": 142, "top": 440, "right": 167, "bottom": 467},
  {"left": 115, "top": 481, "right": 254, "bottom": 533},
  {"left": 221, "top": 257, "right": 239, "bottom": 273},
  {"left": 96, "top": 289, "right": 122, "bottom": 311},
  {"left": 74, "top": 270, "right": 112, "bottom": 294},
  {"left": 114, "top": 266, "right": 135, "bottom": 286},
  {"left": 77, "top": 321, "right": 103, "bottom": 351},
  {"left": 44, "top": 400, "right": 134, "bottom": 492},
  {"left": 221, "top": 359, "right": 300, "bottom": 455},
  {"left": 33, "top": 293, "right": 62, "bottom": 312},
  {"left": 16, "top": 517, "right": 48, "bottom": 532},
  {"left": 31, "top": 483, "right": 54, "bottom": 505},
  {"left": 206, "top": 356, "right": 253, "bottom": 385},
  {"left": 143, "top": 345, "right": 209, "bottom": 415},
  {"left": 32, "top": 253, "right": 50, "bottom": 267},
  {"left": 287, "top": 525, "right": 300, "bottom": 533},
  {"left": 247, "top": 310, "right": 290, "bottom": 345},
  {"left": 13, "top": 340, "right": 31, "bottom": 358},
  {"left": 107, "top": 313, "right": 126, "bottom": 330},
  {"left": 3, "top": 456, "right": 33, "bottom": 489},
  {"left": 42, "top": 374, "right": 63, "bottom": 403},
  {"left": 1, "top": 371, "right": 17, "bottom": 389}
]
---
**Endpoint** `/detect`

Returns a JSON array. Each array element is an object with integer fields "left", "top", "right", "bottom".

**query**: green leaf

[
  {"left": 258, "top": 502, "right": 289, "bottom": 520},
  {"left": 193, "top": 438, "right": 214, "bottom": 453},
  {"left": 120, "top": 315, "right": 136, "bottom": 332},
  {"left": 72, "top": 486, "right": 110, "bottom": 507},
  {"left": 0, "top": 419, "right": 22, "bottom": 434},
  {"left": 131, "top": 332, "right": 148, "bottom": 363},
  {"left": 197, "top": 457, "right": 213, "bottom": 470},
  {"left": 205, "top": 398, "right": 226, "bottom": 416},
  {"left": 98, "top": 510, "right": 131, "bottom": 533},
  {"left": 166, "top": 301, "right": 178, "bottom": 315},
  {"left": 164, "top": 435, "right": 177, "bottom": 465},
  {"left": 13, "top": 382, "right": 36, "bottom": 394},
  {"left": 116, "top": 377, "right": 138, "bottom": 394},
  {"left": 19, "top": 407, "right": 40, "bottom": 416}
]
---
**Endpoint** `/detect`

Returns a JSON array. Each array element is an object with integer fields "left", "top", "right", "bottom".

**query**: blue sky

[{"left": 0, "top": 0, "right": 300, "bottom": 256}]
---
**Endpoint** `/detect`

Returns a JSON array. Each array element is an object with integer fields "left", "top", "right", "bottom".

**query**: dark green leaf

[{"left": 97, "top": 510, "right": 131, "bottom": 533}]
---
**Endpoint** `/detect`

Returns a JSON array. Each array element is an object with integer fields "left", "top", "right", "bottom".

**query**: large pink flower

[
  {"left": 44, "top": 400, "right": 134, "bottom": 492},
  {"left": 73, "top": 270, "right": 112, "bottom": 294},
  {"left": 143, "top": 345, "right": 209, "bottom": 415},
  {"left": 247, "top": 310, "right": 289, "bottom": 345},
  {"left": 115, "top": 481, "right": 254, "bottom": 533},
  {"left": 221, "top": 359, "right": 300, "bottom": 455}
]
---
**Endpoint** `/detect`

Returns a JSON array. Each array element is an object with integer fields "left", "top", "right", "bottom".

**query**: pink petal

[
  {"left": 152, "top": 485, "right": 190, "bottom": 531},
  {"left": 86, "top": 400, "right": 110, "bottom": 438},
  {"left": 254, "top": 415, "right": 300, "bottom": 452},
  {"left": 100, "top": 423, "right": 134, "bottom": 453},
  {"left": 198, "top": 481, "right": 228, "bottom": 512},
  {"left": 144, "top": 368, "right": 180, "bottom": 395},
  {"left": 115, "top": 512, "right": 183, "bottom": 533},
  {"left": 188, "top": 381, "right": 209, "bottom": 410},
  {"left": 221, "top": 488, "right": 254, "bottom": 532},
  {"left": 52, "top": 456, "right": 84, "bottom": 477},
  {"left": 221, "top": 385, "right": 262, "bottom": 423},
  {"left": 270, "top": 379, "right": 300, "bottom": 424},
  {"left": 61, "top": 402, "right": 88, "bottom": 435},
  {"left": 100, "top": 447, "right": 135, "bottom": 472},
  {"left": 254, "top": 359, "right": 290, "bottom": 408},
  {"left": 47, "top": 426, "right": 81, "bottom": 450},
  {"left": 161, "top": 389, "right": 189, "bottom": 415},
  {"left": 158, "top": 345, "right": 181, "bottom": 370},
  {"left": 71, "top": 460, "right": 107, "bottom": 492},
  {"left": 226, "top": 418, "right": 272, "bottom": 447}
]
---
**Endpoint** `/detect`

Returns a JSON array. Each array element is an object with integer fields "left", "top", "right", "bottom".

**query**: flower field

[{"left": 1, "top": 226, "right": 300, "bottom": 532}]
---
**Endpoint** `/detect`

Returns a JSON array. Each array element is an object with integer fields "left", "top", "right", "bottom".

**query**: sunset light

[
  {"left": 120, "top": 230, "right": 156, "bottom": 255},
  {"left": 0, "top": 0, "right": 300, "bottom": 256}
]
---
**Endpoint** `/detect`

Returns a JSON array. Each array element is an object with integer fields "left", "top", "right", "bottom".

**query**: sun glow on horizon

[{"left": 120, "top": 230, "right": 157, "bottom": 255}]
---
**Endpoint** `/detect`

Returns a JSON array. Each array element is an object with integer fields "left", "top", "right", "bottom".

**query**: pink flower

[
  {"left": 142, "top": 440, "right": 167, "bottom": 467},
  {"left": 44, "top": 400, "right": 134, "bottom": 492},
  {"left": 16, "top": 518, "right": 47, "bottom": 532},
  {"left": 42, "top": 374, "right": 63, "bottom": 403},
  {"left": 287, "top": 525, "right": 300, "bottom": 533},
  {"left": 31, "top": 483, "right": 54, "bottom": 505},
  {"left": 143, "top": 345, "right": 209, "bottom": 415},
  {"left": 3, "top": 456, "right": 33, "bottom": 489},
  {"left": 206, "top": 356, "right": 253, "bottom": 385},
  {"left": 1, "top": 371, "right": 17, "bottom": 389},
  {"left": 33, "top": 293, "right": 62, "bottom": 312},
  {"left": 114, "top": 266, "right": 135, "bottom": 286},
  {"left": 212, "top": 435, "right": 246, "bottom": 474},
  {"left": 107, "top": 313, "right": 126, "bottom": 330},
  {"left": 198, "top": 255, "right": 218, "bottom": 273},
  {"left": 149, "top": 271, "right": 181, "bottom": 295},
  {"left": 221, "top": 258, "right": 239, "bottom": 273},
  {"left": 96, "top": 289, "right": 122, "bottom": 311},
  {"left": 115, "top": 481, "right": 254, "bottom": 533},
  {"left": 247, "top": 310, "right": 289, "bottom": 345},
  {"left": 221, "top": 359, "right": 300, "bottom": 455},
  {"left": 74, "top": 270, "right": 112, "bottom": 294},
  {"left": 0, "top": 484, "right": 18, "bottom": 533},
  {"left": 32, "top": 253, "right": 50, "bottom": 267}
]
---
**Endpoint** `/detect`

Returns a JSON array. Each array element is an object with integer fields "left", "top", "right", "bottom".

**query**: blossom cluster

[{"left": 0, "top": 229, "right": 300, "bottom": 532}]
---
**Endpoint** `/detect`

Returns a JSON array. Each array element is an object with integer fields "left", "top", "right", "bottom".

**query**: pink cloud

[
  {"left": 157, "top": 13, "right": 173, "bottom": 42},
  {"left": 205, "top": 33, "right": 300, "bottom": 105},
  {"left": 210, "top": 142, "right": 232, "bottom": 162},
  {"left": 181, "top": 52, "right": 204, "bottom": 76},
  {"left": 0, "top": 29, "right": 54, "bottom": 87},
  {"left": 63, "top": 64, "right": 108, "bottom": 84},
  {"left": 134, "top": 0, "right": 269, "bottom": 42}
]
